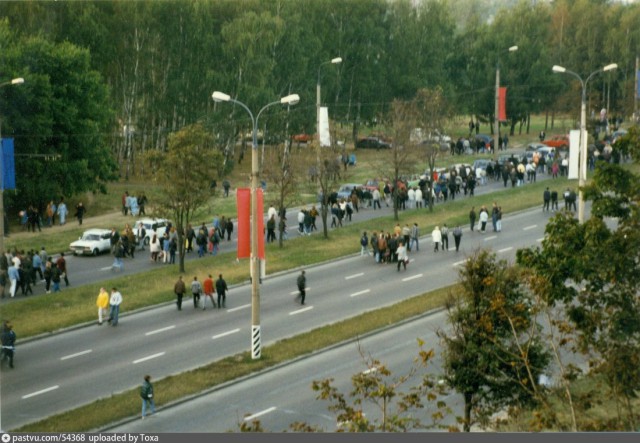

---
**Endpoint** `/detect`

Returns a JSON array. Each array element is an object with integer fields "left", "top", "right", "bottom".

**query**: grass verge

[
  {"left": 15, "top": 285, "right": 452, "bottom": 432},
  {"left": 4, "top": 177, "right": 567, "bottom": 339}
]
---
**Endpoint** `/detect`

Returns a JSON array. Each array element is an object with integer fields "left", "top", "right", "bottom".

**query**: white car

[
  {"left": 135, "top": 218, "right": 169, "bottom": 245},
  {"left": 70, "top": 229, "right": 112, "bottom": 256}
]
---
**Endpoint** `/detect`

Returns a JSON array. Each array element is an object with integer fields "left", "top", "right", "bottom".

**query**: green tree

[
  {"left": 516, "top": 125, "right": 640, "bottom": 430},
  {"left": 439, "top": 250, "right": 551, "bottom": 432},
  {"left": 1, "top": 23, "right": 117, "bottom": 210},
  {"left": 144, "top": 123, "right": 221, "bottom": 272}
]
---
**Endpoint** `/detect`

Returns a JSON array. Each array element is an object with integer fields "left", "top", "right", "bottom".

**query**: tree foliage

[
  {"left": 144, "top": 123, "right": 220, "bottom": 272},
  {"left": 439, "top": 250, "right": 551, "bottom": 432}
]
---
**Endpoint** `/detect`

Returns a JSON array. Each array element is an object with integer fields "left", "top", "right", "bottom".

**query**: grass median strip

[
  {"left": 5, "top": 177, "right": 560, "bottom": 339},
  {"left": 15, "top": 285, "right": 453, "bottom": 432}
]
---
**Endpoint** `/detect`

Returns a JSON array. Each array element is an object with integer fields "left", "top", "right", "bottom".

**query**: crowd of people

[{"left": 0, "top": 247, "right": 69, "bottom": 297}]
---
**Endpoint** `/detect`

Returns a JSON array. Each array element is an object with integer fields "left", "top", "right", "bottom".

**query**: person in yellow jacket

[{"left": 96, "top": 287, "right": 110, "bottom": 325}]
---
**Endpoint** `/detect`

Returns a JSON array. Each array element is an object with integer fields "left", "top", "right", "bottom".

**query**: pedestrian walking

[
  {"left": 96, "top": 287, "right": 109, "bottom": 325},
  {"left": 360, "top": 232, "right": 370, "bottom": 256},
  {"left": 215, "top": 274, "right": 228, "bottom": 308},
  {"left": 140, "top": 375, "right": 156, "bottom": 419},
  {"left": 202, "top": 274, "right": 216, "bottom": 310},
  {"left": 496, "top": 206, "right": 503, "bottom": 232},
  {"left": 296, "top": 270, "right": 306, "bottom": 305},
  {"left": 432, "top": 226, "right": 442, "bottom": 252},
  {"left": 469, "top": 207, "right": 476, "bottom": 232},
  {"left": 174, "top": 276, "right": 186, "bottom": 311},
  {"left": 108, "top": 288, "right": 123, "bottom": 326},
  {"left": 410, "top": 223, "right": 420, "bottom": 252},
  {"left": 56, "top": 252, "right": 70, "bottom": 286},
  {"left": 191, "top": 276, "right": 202, "bottom": 309},
  {"left": 453, "top": 226, "right": 463, "bottom": 252},
  {"left": 441, "top": 224, "right": 449, "bottom": 251},
  {"left": 479, "top": 206, "right": 489, "bottom": 233},
  {"left": 1, "top": 321, "right": 16, "bottom": 369},
  {"left": 75, "top": 202, "right": 86, "bottom": 225},
  {"left": 551, "top": 189, "right": 559, "bottom": 211},
  {"left": 396, "top": 241, "right": 408, "bottom": 272},
  {"left": 543, "top": 187, "right": 551, "bottom": 211}
]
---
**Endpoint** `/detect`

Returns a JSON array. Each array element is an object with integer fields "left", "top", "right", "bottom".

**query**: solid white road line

[
  {"left": 60, "top": 350, "right": 92, "bottom": 361},
  {"left": 227, "top": 304, "right": 251, "bottom": 313},
  {"left": 133, "top": 352, "right": 165, "bottom": 364},
  {"left": 345, "top": 273, "right": 364, "bottom": 280},
  {"left": 22, "top": 386, "right": 59, "bottom": 399},
  {"left": 350, "top": 289, "right": 371, "bottom": 297},
  {"left": 289, "top": 306, "right": 313, "bottom": 315},
  {"left": 145, "top": 325, "right": 176, "bottom": 336},
  {"left": 402, "top": 274, "right": 423, "bottom": 282},
  {"left": 244, "top": 407, "right": 277, "bottom": 421},
  {"left": 212, "top": 328, "right": 240, "bottom": 340},
  {"left": 523, "top": 225, "right": 538, "bottom": 231},
  {"left": 100, "top": 266, "right": 113, "bottom": 271},
  {"left": 484, "top": 235, "right": 497, "bottom": 241},
  {"left": 497, "top": 247, "right": 513, "bottom": 253}
]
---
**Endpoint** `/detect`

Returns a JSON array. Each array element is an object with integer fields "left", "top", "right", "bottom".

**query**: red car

[
  {"left": 545, "top": 135, "right": 569, "bottom": 150},
  {"left": 293, "top": 133, "right": 312, "bottom": 143}
]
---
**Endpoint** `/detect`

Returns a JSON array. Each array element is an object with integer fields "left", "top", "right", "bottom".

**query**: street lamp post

[
  {"left": 552, "top": 63, "right": 618, "bottom": 223},
  {"left": 494, "top": 46, "right": 518, "bottom": 155},
  {"left": 0, "top": 77, "right": 25, "bottom": 255},
  {"left": 211, "top": 91, "right": 300, "bottom": 359}
]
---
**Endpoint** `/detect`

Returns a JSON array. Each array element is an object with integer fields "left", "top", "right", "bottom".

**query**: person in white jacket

[
  {"left": 432, "top": 226, "right": 442, "bottom": 252},
  {"left": 396, "top": 241, "right": 408, "bottom": 271}
]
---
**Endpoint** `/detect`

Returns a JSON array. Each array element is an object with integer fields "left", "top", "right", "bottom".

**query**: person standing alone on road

[
  {"left": 96, "top": 287, "right": 109, "bottom": 325},
  {"left": 140, "top": 375, "right": 156, "bottom": 419},
  {"left": 216, "top": 274, "right": 228, "bottom": 309},
  {"left": 432, "top": 226, "right": 442, "bottom": 252},
  {"left": 108, "top": 288, "right": 123, "bottom": 326},
  {"left": 453, "top": 225, "right": 463, "bottom": 252},
  {"left": 469, "top": 207, "right": 476, "bottom": 232},
  {"left": 56, "top": 252, "right": 69, "bottom": 286},
  {"left": 543, "top": 187, "right": 551, "bottom": 212},
  {"left": 174, "top": 276, "right": 185, "bottom": 311},
  {"left": 296, "top": 270, "right": 306, "bottom": 305}
]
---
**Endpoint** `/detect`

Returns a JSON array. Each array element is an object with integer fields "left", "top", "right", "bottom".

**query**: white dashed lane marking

[
  {"left": 133, "top": 352, "right": 165, "bottom": 364},
  {"left": 498, "top": 247, "right": 513, "bottom": 253},
  {"left": 22, "top": 386, "right": 59, "bottom": 400},
  {"left": 145, "top": 325, "right": 176, "bottom": 336},
  {"left": 227, "top": 304, "right": 251, "bottom": 313},
  {"left": 289, "top": 306, "right": 313, "bottom": 315},
  {"left": 212, "top": 328, "right": 240, "bottom": 340},
  {"left": 244, "top": 407, "right": 277, "bottom": 421},
  {"left": 350, "top": 289, "right": 371, "bottom": 297},
  {"left": 484, "top": 236, "right": 497, "bottom": 241},
  {"left": 345, "top": 273, "right": 364, "bottom": 280},
  {"left": 60, "top": 350, "right": 92, "bottom": 361},
  {"left": 523, "top": 225, "right": 538, "bottom": 231},
  {"left": 402, "top": 274, "right": 423, "bottom": 282}
]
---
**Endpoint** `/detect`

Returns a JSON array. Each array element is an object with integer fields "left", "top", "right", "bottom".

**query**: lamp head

[
  {"left": 552, "top": 65, "right": 566, "bottom": 73},
  {"left": 508, "top": 46, "right": 518, "bottom": 52},
  {"left": 331, "top": 57, "right": 343, "bottom": 64},
  {"left": 211, "top": 91, "right": 231, "bottom": 102},
  {"left": 11, "top": 78, "right": 25, "bottom": 85},
  {"left": 603, "top": 63, "right": 618, "bottom": 72},
  {"left": 281, "top": 94, "right": 300, "bottom": 106}
]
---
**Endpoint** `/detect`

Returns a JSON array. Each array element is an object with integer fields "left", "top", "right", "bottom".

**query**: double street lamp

[
  {"left": 494, "top": 46, "right": 518, "bottom": 154},
  {"left": 211, "top": 91, "right": 300, "bottom": 359},
  {"left": 0, "top": 77, "right": 25, "bottom": 255},
  {"left": 552, "top": 63, "right": 618, "bottom": 223}
]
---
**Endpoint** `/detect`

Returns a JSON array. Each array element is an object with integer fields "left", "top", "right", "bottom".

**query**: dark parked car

[
  {"left": 356, "top": 137, "right": 391, "bottom": 150},
  {"left": 474, "top": 134, "right": 494, "bottom": 151}
]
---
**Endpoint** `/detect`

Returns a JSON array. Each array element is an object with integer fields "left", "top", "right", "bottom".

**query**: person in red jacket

[{"left": 202, "top": 274, "right": 216, "bottom": 310}]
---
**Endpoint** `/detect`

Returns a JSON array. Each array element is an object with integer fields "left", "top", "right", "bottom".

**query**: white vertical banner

[
  {"left": 319, "top": 106, "right": 331, "bottom": 147},
  {"left": 568, "top": 129, "right": 580, "bottom": 180}
]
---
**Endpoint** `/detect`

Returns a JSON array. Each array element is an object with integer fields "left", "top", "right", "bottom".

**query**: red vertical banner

[
  {"left": 498, "top": 87, "right": 507, "bottom": 121},
  {"left": 236, "top": 188, "right": 250, "bottom": 259},
  {"left": 257, "top": 188, "right": 265, "bottom": 259}
]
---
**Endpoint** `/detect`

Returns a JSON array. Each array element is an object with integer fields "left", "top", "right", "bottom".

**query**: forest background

[{"left": 0, "top": 0, "right": 639, "bottom": 211}]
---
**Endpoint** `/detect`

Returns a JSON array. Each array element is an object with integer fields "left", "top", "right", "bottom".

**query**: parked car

[
  {"left": 474, "top": 134, "right": 494, "bottom": 151},
  {"left": 362, "top": 179, "right": 381, "bottom": 193},
  {"left": 293, "top": 133, "right": 312, "bottom": 143},
  {"left": 527, "top": 142, "right": 549, "bottom": 152},
  {"left": 545, "top": 135, "right": 569, "bottom": 150},
  {"left": 336, "top": 183, "right": 362, "bottom": 201},
  {"left": 472, "top": 159, "right": 495, "bottom": 172},
  {"left": 135, "top": 218, "right": 169, "bottom": 245},
  {"left": 612, "top": 129, "right": 627, "bottom": 144},
  {"left": 70, "top": 228, "right": 112, "bottom": 256},
  {"left": 356, "top": 137, "right": 391, "bottom": 150},
  {"left": 536, "top": 146, "right": 557, "bottom": 160}
]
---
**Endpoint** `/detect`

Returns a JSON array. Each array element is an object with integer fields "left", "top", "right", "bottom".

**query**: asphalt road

[
  {"left": 1, "top": 168, "right": 558, "bottom": 303},
  {"left": 1, "top": 203, "right": 560, "bottom": 430}
]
